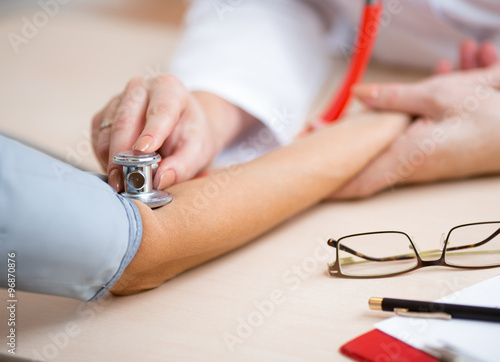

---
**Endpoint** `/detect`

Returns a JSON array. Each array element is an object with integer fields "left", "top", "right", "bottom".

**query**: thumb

[{"left": 353, "top": 82, "right": 441, "bottom": 119}]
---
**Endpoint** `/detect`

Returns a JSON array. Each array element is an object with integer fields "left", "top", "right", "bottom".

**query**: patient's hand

[
  {"left": 91, "top": 75, "right": 255, "bottom": 192},
  {"left": 331, "top": 62, "right": 500, "bottom": 199}
]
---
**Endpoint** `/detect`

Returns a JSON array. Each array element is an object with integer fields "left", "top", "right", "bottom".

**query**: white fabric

[
  {"left": 170, "top": 0, "right": 500, "bottom": 150},
  {"left": 170, "top": 0, "right": 331, "bottom": 146}
]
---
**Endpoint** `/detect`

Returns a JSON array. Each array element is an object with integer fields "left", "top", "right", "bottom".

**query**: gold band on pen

[{"left": 369, "top": 297, "right": 383, "bottom": 310}]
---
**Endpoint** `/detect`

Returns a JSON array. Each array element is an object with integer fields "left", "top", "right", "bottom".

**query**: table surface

[{"left": 1, "top": 2, "right": 499, "bottom": 361}]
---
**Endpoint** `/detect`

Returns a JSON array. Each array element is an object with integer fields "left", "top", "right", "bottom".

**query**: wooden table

[{"left": 1, "top": 2, "right": 498, "bottom": 361}]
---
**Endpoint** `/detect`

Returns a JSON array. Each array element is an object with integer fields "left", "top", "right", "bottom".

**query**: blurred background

[
  {"left": 0, "top": 0, "right": 186, "bottom": 23},
  {"left": 0, "top": 0, "right": 187, "bottom": 172}
]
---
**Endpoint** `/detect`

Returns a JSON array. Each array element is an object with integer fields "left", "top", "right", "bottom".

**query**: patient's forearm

[{"left": 111, "top": 112, "right": 409, "bottom": 294}]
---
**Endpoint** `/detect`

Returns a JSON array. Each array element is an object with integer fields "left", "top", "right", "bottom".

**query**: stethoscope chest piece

[{"left": 114, "top": 150, "right": 173, "bottom": 209}]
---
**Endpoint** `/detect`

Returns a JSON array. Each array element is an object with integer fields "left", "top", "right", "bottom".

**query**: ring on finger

[{"left": 99, "top": 120, "right": 113, "bottom": 131}]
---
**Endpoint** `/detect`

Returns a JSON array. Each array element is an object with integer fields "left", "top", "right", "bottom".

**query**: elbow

[
  {"left": 108, "top": 272, "right": 157, "bottom": 296},
  {"left": 109, "top": 269, "right": 172, "bottom": 296},
  {"left": 109, "top": 277, "right": 155, "bottom": 296},
  {"left": 109, "top": 260, "right": 180, "bottom": 296}
]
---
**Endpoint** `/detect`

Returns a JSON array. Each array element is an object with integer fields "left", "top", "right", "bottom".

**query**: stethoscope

[{"left": 117, "top": 0, "right": 382, "bottom": 208}]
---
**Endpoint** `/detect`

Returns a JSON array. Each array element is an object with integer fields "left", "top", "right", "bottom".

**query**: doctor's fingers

[
  {"left": 92, "top": 95, "right": 121, "bottom": 170},
  {"left": 461, "top": 39, "right": 498, "bottom": 70},
  {"left": 435, "top": 40, "right": 498, "bottom": 74},
  {"left": 353, "top": 82, "right": 446, "bottom": 119},
  {"left": 132, "top": 74, "right": 189, "bottom": 155},
  {"left": 460, "top": 38, "right": 480, "bottom": 70},
  {"left": 106, "top": 78, "right": 150, "bottom": 191},
  {"left": 434, "top": 59, "right": 454, "bottom": 75},
  {"left": 477, "top": 42, "right": 499, "bottom": 68},
  {"left": 353, "top": 65, "right": 500, "bottom": 120}
]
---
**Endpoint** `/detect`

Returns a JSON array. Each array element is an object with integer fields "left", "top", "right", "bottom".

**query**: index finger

[
  {"left": 133, "top": 74, "right": 188, "bottom": 154},
  {"left": 353, "top": 82, "right": 443, "bottom": 119},
  {"left": 107, "top": 78, "right": 149, "bottom": 189}
]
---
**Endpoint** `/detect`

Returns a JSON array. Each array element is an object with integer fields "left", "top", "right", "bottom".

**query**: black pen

[{"left": 369, "top": 297, "right": 500, "bottom": 323}]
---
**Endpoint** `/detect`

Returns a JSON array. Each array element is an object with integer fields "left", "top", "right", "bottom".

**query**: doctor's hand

[
  {"left": 435, "top": 38, "right": 498, "bottom": 73},
  {"left": 331, "top": 62, "right": 500, "bottom": 199},
  {"left": 92, "top": 75, "right": 255, "bottom": 192}
]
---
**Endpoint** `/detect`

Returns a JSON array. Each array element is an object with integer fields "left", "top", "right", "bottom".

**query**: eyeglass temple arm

[{"left": 327, "top": 239, "right": 416, "bottom": 263}]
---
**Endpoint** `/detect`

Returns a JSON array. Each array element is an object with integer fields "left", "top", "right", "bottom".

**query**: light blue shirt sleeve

[{"left": 0, "top": 135, "right": 142, "bottom": 301}]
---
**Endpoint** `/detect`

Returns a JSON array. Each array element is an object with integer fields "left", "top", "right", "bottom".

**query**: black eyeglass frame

[{"left": 327, "top": 221, "right": 500, "bottom": 279}]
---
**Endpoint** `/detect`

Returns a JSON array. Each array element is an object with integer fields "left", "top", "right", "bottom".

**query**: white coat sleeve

[{"left": 169, "top": 0, "right": 332, "bottom": 145}]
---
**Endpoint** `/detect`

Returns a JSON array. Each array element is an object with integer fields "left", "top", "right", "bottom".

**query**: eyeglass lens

[
  {"left": 338, "top": 232, "right": 418, "bottom": 277},
  {"left": 445, "top": 222, "right": 500, "bottom": 268}
]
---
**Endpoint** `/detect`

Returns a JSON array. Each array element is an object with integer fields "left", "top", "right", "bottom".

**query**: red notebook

[{"left": 340, "top": 329, "right": 437, "bottom": 362}]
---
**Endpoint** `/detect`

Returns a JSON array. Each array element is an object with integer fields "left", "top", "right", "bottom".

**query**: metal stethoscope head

[{"left": 114, "top": 150, "right": 173, "bottom": 209}]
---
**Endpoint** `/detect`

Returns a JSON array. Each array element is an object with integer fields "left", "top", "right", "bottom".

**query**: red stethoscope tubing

[{"left": 320, "top": 0, "right": 382, "bottom": 123}]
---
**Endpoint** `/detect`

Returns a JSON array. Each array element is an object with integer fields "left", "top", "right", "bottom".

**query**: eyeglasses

[{"left": 327, "top": 221, "right": 500, "bottom": 278}]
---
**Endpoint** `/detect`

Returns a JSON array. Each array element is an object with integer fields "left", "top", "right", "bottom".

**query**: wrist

[{"left": 192, "top": 91, "right": 257, "bottom": 153}]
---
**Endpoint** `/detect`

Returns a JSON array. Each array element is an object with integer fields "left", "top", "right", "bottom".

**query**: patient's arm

[{"left": 110, "top": 111, "right": 409, "bottom": 295}]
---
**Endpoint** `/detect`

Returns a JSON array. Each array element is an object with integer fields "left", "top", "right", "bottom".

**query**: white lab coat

[{"left": 170, "top": 0, "right": 500, "bottom": 163}]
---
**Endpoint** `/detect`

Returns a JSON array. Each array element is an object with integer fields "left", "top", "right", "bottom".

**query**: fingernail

[
  {"left": 154, "top": 169, "right": 177, "bottom": 190},
  {"left": 109, "top": 169, "right": 122, "bottom": 192},
  {"left": 353, "top": 85, "right": 379, "bottom": 101},
  {"left": 133, "top": 135, "right": 153, "bottom": 153}
]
